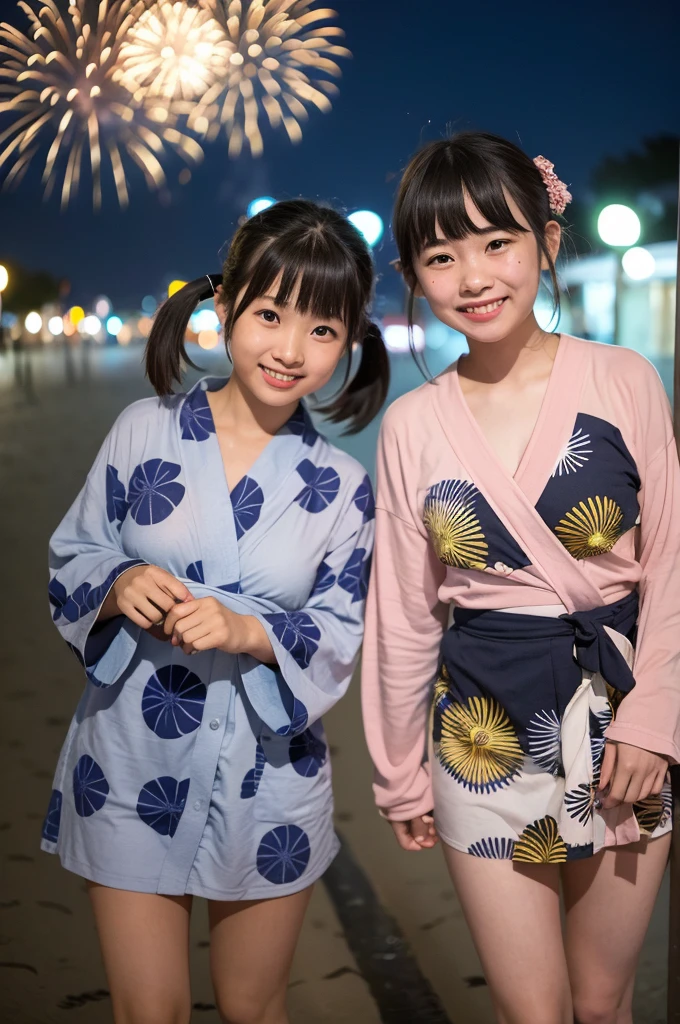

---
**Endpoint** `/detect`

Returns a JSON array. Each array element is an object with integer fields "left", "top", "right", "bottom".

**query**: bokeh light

[
  {"left": 622, "top": 246, "right": 656, "bottom": 281},
  {"left": 138, "top": 317, "right": 154, "bottom": 337},
  {"left": 168, "top": 280, "right": 187, "bottom": 297},
  {"left": 383, "top": 323, "right": 425, "bottom": 354},
  {"left": 191, "top": 308, "right": 220, "bottom": 332},
  {"left": 348, "top": 210, "right": 384, "bottom": 248},
  {"left": 94, "top": 296, "right": 112, "bottom": 318},
  {"left": 25, "top": 312, "right": 43, "bottom": 334},
  {"left": 198, "top": 329, "right": 219, "bottom": 349},
  {"left": 0, "top": 265, "right": 8, "bottom": 291},
  {"left": 68, "top": 306, "right": 85, "bottom": 327},
  {"left": 597, "top": 205, "right": 641, "bottom": 248},
  {"left": 117, "top": 324, "right": 133, "bottom": 346},
  {"left": 142, "top": 295, "right": 158, "bottom": 315},
  {"left": 107, "top": 315, "right": 124, "bottom": 336},
  {"left": 82, "top": 315, "right": 102, "bottom": 335},
  {"left": 47, "top": 316, "right": 64, "bottom": 336},
  {"left": 247, "top": 196, "right": 276, "bottom": 218}
]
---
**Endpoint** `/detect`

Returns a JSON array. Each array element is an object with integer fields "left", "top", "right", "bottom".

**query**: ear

[
  {"left": 391, "top": 258, "right": 424, "bottom": 298},
  {"left": 541, "top": 220, "right": 562, "bottom": 269},
  {"left": 213, "top": 285, "right": 227, "bottom": 329}
]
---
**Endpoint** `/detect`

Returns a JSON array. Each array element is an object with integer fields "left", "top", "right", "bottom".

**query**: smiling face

[
  {"left": 411, "top": 190, "right": 561, "bottom": 344},
  {"left": 216, "top": 274, "right": 348, "bottom": 408}
]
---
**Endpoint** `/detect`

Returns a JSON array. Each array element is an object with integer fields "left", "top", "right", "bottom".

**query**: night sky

[{"left": 0, "top": 0, "right": 678, "bottom": 308}]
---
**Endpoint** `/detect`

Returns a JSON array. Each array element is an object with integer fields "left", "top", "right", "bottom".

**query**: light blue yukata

[{"left": 41, "top": 376, "right": 375, "bottom": 900}]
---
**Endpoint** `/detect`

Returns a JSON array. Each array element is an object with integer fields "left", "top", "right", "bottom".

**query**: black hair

[
  {"left": 146, "top": 199, "right": 389, "bottom": 434},
  {"left": 393, "top": 131, "right": 563, "bottom": 364}
]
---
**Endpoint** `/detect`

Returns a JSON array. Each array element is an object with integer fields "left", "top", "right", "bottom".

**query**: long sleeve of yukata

[
  {"left": 48, "top": 406, "right": 148, "bottom": 682},
  {"left": 605, "top": 364, "right": 680, "bottom": 764},
  {"left": 361, "top": 400, "right": 448, "bottom": 821}
]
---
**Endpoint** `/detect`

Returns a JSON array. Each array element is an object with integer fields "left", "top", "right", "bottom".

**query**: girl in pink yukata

[{"left": 361, "top": 131, "right": 679, "bottom": 1024}]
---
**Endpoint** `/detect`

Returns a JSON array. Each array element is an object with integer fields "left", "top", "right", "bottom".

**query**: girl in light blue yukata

[{"left": 42, "top": 199, "right": 389, "bottom": 1024}]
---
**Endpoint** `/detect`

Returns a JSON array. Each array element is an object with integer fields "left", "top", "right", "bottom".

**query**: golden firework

[
  {"left": 423, "top": 480, "right": 489, "bottom": 570},
  {"left": 513, "top": 816, "right": 568, "bottom": 864},
  {"left": 190, "top": 0, "right": 351, "bottom": 157},
  {"left": 555, "top": 496, "right": 623, "bottom": 559},
  {"left": 0, "top": 0, "right": 203, "bottom": 208},
  {"left": 437, "top": 696, "right": 523, "bottom": 792},
  {"left": 116, "top": 1, "right": 232, "bottom": 103}
]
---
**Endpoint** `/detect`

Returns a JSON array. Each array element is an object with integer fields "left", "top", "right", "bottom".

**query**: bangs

[
  {"left": 232, "top": 229, "right": 365, "bottom": 340},
  {"left": 398, "top": 146, "right": 530, "bottom": 264}
]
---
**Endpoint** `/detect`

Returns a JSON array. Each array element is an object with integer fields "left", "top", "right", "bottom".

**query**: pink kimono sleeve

[
  {"left": 361, "top": 406, "right": 448, "bottom": 821},
  {"left": 606, "top": 372, "right": 680, "bottom": 764}
]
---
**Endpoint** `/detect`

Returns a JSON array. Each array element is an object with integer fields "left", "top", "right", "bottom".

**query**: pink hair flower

[{"left": 533, "top": 155, "right": 573, "bottom": 216}]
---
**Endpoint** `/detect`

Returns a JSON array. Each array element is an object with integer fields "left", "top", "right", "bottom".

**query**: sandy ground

[{"left": 0, "top": 343, "right": 669, "bottom": 1023}]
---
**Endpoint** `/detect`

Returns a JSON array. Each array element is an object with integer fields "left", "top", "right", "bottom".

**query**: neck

[
  {"left": 208, "top": 372, "right": 298, "bottom": 436},
  {"left": 460, "top": 313, "right": 558, "bottom": 385}
]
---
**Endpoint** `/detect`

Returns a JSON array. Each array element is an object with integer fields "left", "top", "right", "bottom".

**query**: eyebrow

[
  {"left": 260, "top": 294, "right": 288, "bottom": 306},
  {"left": 422, "top": 227, "right": 513, "bottom": 249}
]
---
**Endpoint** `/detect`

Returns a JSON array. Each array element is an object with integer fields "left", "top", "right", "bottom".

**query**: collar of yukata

[{"left": 186, "top": 376, "right": 317, "bottom": 442}]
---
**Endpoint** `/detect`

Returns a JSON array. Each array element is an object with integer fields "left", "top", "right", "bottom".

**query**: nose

[
  {"left": 458, "top": 254, "right": 494, "bottom": 297},
  {"left": 269, "top": 324, "right": 305, "bottom": 369}
]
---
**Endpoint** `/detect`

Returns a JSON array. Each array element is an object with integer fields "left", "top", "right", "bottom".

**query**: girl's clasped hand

[{"left": 111, "top": 564, "right": 259, "bottom": 656}]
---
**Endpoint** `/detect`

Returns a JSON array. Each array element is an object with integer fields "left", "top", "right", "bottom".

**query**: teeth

[
  {"left": 464, "top": 299, "right": 504, "bottom": 314},
  {"left": 263, "top": 367, "right": 298, "bottom": 382}
]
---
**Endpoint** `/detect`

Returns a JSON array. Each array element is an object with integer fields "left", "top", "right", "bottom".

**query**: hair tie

[{"left": 533, "top": 156, "right": 572, "bottom": 216}]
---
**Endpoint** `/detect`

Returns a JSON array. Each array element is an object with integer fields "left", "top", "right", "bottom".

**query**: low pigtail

[
  {"left": 317, "top": 321, "right": 390, "bottom": 435},
  {"left": 145, "top": 273, "right": 221, "bottom": 396}
]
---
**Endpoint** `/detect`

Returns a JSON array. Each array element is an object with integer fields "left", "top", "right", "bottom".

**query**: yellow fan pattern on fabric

[
  {"left": 437, "top": 696, "right": 523, "bottom": 792},
  {"left": 555, "top": 496, "right": 623, "bottom": 559},
  {"left": 513, "top": 816, "right": 568, "bottom": 863},
  {"left": 423, "top": 480, "right": 489, "bottom": 570}
]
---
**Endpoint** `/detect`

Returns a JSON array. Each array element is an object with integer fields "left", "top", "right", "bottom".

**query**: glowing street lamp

[
  {"left": 25, "top": 311, "right": 43, "bottom": 335},
  {"left": 597, "top": 203, "right": 642, "bottom": 345},
  {"left": 348, "top": 210, "right": 384, "bottom": 248},
  {"left": 0, "top": 264, "right": 8, "bottom": 329},
  {"left": 247, "top": 196, "right": 275, "bottom": 218},
  {"left": 622, "top": 246, "right": 656, "bottom": 281}
]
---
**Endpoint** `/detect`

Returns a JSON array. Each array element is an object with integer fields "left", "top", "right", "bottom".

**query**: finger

[
  {"left": 122, "top": 596, "right": 167, "bottom": 627},
  {"left": 164, "top": 600, "right": 201, "bottom": 635},
  {"left": 605, "top": 767, "right": 633, "bottom": 808},
  {"left": 171, "top": 610, "right": 204, "bottom": 642},
  {"left": 598, "top": 742, "right": 617, "bottom": 791},
  {"left": 411, "top": 817, "right": 437, "bottom": 848},
  {"left": 152, "top": 569, "right": 192, "bottom": 603},
  {"left": 178, "top": 624, "right": 214, "bottom": 647},
  {"left": 390, "top": 821, "right": 422, "bottom": 852},
  {"left": 621, "top": 772, "right": 648, "bottom": 806}
]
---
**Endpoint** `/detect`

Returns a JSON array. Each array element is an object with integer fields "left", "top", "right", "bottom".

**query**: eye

[
  {"left": 257, "top": 308, "right": 279, "bottom": 323},
  {"left": 426, "top": 253, "right": 453, "bottom": 266},
  {"left": 312, "top": 325, "right": 338, "bottom": 338},
  {"left": 487, "top": 238, "right": 511, "bottom": 252}
]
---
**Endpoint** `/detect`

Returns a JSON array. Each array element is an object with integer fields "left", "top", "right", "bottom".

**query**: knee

[
  {"left": 114, "top": 995, "right": 191, "bottom": 1024},
  {"left": 216, "top": 992, "right": 284, "bottom": 1024},
  {"left": 572, "top": 994, "right": 621, "bottom": 1024}
]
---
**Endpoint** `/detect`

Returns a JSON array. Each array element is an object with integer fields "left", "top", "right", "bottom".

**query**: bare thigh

[
  {"left": 563, "top": 833, "right": 671, "bottom": 1023},
  {"left": 87, "top": 882, "right": 193, "bottom": 1024},
  {"left": 208, "top": 886, "right": 313, "bottom": 1024},
  {"left": 442, "top": 845, "right": 572, "bottom": 1024}
]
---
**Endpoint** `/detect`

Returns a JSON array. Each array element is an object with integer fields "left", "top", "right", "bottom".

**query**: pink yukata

[{"left": 362, "top": 335, "right": 679, "bottom": 862}]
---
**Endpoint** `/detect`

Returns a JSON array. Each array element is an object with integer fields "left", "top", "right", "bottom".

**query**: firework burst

[
  {"left": 116, "top": 1, "right": 233, "bottom": 103},
  {"left": 191, "top": 0, "right": 351, "bottom": 157},
  {"left": 0, "top": 0, "right": 204, "bottom": 209}
]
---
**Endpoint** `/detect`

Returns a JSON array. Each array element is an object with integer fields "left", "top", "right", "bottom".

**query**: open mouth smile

[
  {"left": 259, "top": 364, "right": 304, "bottom": 389},
  {"left": 457, "top": 297, "right": 508, "bottom": 322}
]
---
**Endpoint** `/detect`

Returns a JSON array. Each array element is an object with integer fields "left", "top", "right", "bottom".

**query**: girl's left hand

[
  {"left": 163, "top": 597, "right": 256, "bottom": 656},
  {"left": 597, "top": 741, "right": 668, "bottom": 809}
]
